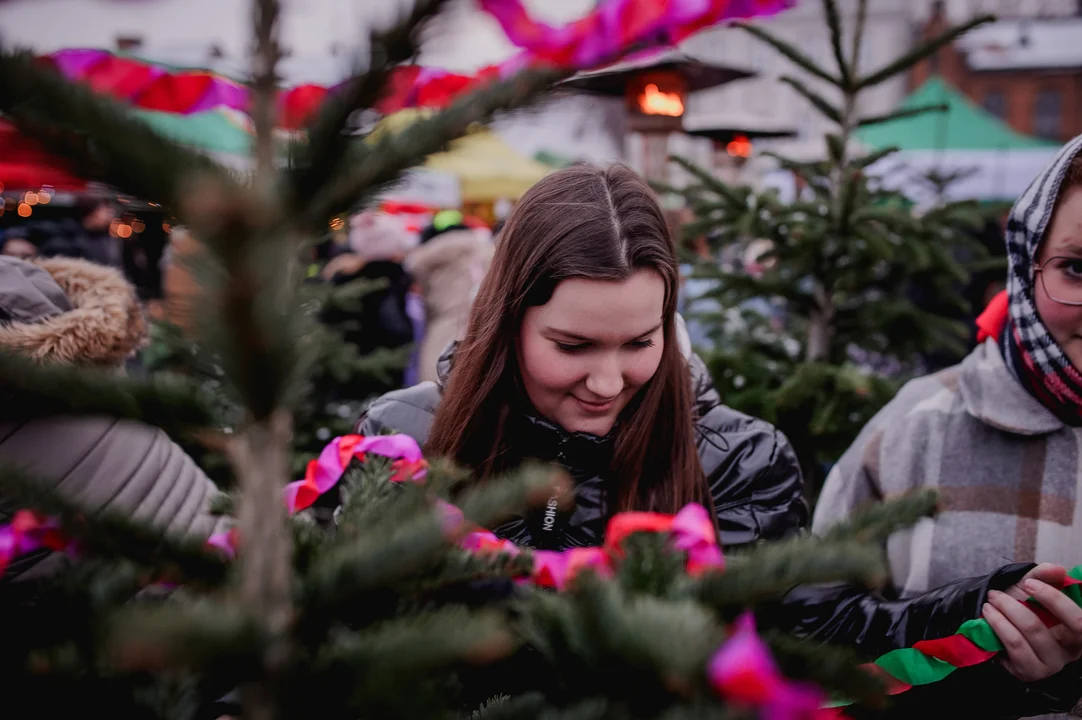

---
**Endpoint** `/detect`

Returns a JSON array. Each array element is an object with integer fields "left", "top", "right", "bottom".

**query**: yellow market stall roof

[
  {"left": 369, "top": 110, "right": 552, "bottom": 202},
  {"left": 426, "top": 131, "right": 553, "bottom": 202}
]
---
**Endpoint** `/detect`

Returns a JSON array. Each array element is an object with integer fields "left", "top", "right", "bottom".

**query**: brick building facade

[{"left": 910, "top": 6, "right": 1082, "bottom": 143}]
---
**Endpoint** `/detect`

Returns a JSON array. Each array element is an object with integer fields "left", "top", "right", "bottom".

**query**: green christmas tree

[
  {"left": 666, "top": 0, "right": 998, "bottom": 495},
  {"left": 142, "top": 270, "right": 413, "bottom": 479},
  {"left": 0, "top": 1, "right": 941, "bottom": 718}
]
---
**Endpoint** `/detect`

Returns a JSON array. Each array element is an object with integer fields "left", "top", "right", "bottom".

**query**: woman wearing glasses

[{"left": 815, "top": 136, "right": 1082, "bottom": 706}]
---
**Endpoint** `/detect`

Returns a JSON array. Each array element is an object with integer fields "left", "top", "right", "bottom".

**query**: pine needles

[{"left": 674, "top": 3, "right": 997, "bottom": 487}]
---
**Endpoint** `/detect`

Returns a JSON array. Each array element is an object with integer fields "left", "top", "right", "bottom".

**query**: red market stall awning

[{"left": 0, "top": 121, "right": 88, "bottom": 192}]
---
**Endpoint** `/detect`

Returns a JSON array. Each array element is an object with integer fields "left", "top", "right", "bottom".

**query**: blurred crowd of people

[
  {"left": 317, "top": 207, "right": 496, "bottom": 387},
  {"left": 0, "top": 197, "right": 166, "bottom": 303},
  {"left": 0, "top": 197, "right": 501, "bottom": 386}
]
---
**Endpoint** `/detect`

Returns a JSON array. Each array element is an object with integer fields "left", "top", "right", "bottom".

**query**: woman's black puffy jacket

[{"left": 357, "top": 343, "right": 1082, "bottom": 718}]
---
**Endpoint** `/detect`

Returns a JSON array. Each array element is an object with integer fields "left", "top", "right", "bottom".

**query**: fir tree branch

[
  {"left": 821, "top": 0, "right": 852, "bottom": 87},
  {"left": 835, "top": 167, "right": 862, "bottom": 235},
  {"left": 209, "top": 491, "right": 236, "bottom": 516},
  {"left": 316, "top": 607, "right": 514, "bottom": 678},
  {"left": 853, "top": 145, "right": 900, "bottom": 169},
  {"left": 305, "top": 66, "right": 566, "bottom": 225},
  {"left": 290, "top": 0, "right": 454, "bottom": 217},
  {"left": 250, "top": 0, "right": 283, "bottom": 182},
  {"left": 302, "top": 509, "right": 449, "bottom": 614},
  {"left": 826, "top": 133, "right": 846, "bottom": 164},
  {"left": 698, "top": 272, "right": 817, "bottom": 315},
  {"left": 763, "top": 632, "right": 886, "bottom": 708},
  {"left": 330, "top": 457, "right": 423, "bottom": 538},
  {"left": 779, "top": 76, "right": 842, "bottom": 125},
  {"left": 761, "top": 152, "right": 833, "bottom": 194},
  {"left": 856, "top": 15, "right": 995, "bottom": 90},
  {"left": 468, "top": 694, "right": 548, "bottom": 720},
  {"left": 694, "top": 539, "right": 885, "bottom": 610},
  {"left": 846, "top": 225, "right": 899, "bottom": 264},
  {"left": 107, "top": 601, "right": 265, "bottom": 676},
  {"left": 734, "top": 22, "right": 842, "bottom": 87},
  {"left": 228, "top": 409, "right": 295, "bottom": 720},
  {"left": 857, "top": 103, "right": 948, "bottom": 128},
  {"left": 412, "top": 548, "right": 534, "bottom": 595},
  {"left": 0, "top": 350, "right": 218, "bottom": 436},
  {"left": 172, "top": 186, "right": 305, "bottom": 421},
  {"left": 850, "top": 205, "right": 920, "bottom": 233},
  {"left": 304, "top": 464, "right": 558, "bottom": 612},
  {"left": 848, "top": 0, "right": 870, "bottom": 77},
  {"left": 667, "top": 155, "right": 745, "bottom": 206},
  {"left": 553, "top": 578, "right": 723, "bottom": 693},
  {"left": 0, "top": 463, "right": 230, "bottom": 582},
  {"left": 305, "top": 338, "right": 410, "bottom": 388},
  {"left": 456, "top": 463, "right": 568, "bottom": 531},
  {"left": 0, "top": 48, "right": 231, "bottom": 213},
  {"left": 305, "top": 274, "right": 387, "bottom": 313}
]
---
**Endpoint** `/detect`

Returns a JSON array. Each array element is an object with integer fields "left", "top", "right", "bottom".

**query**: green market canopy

[{"left": 857, "top": 77, "right": 1059, "bottom": 203}]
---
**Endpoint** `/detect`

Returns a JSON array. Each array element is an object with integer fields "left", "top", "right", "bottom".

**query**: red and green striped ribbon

[{"left": 822, "top": 565, "right": 1082, "bottom": 711}]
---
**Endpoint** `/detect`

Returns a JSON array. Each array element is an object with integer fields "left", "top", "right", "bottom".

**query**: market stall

[
  {"left": 368, "top": 109, "right": 552, "bottom": 222},
  {"left": 856, "top": 76, "right": 1059, "bottom": 205}
]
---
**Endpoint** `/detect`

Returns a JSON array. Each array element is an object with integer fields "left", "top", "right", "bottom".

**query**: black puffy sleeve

[
  {"left": 764, "top": 563, "right": 1082, "bottom": 718},
  {"left": 696, "top": 404, "right": 809, "bottom": 549}
]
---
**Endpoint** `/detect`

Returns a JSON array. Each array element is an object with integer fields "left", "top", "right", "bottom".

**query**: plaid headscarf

[{"left": 1000, "top": 133, "right": 1082, "bottom": 425}]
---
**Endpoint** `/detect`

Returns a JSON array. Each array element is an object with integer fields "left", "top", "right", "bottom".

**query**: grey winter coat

[{"left": 0, "top": 256, "right": 228, "bottom": 584}]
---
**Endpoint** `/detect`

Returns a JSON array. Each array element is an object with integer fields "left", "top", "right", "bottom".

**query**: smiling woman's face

[
  {"left": 517, "top": 270, "right": 666, "bottom": 436},
  {"left": 1036, "top": 184, "right": 1082, "bottom": 370}
]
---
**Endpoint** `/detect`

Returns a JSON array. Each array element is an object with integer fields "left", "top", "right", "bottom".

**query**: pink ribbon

[
  {"left": 481, "top": 0, "right": 797, "bottom": 70},
  {"left": 281, "top": 434, "right": 427, "bottom": 514},
  {"left": 708, "top": 612, "right": 833, "bottom": 720},
  {"left": 0, "top": 510, "right": 77, "bottom": 575},
  {"left": 458, "top": 503, "right": 724, "bottom": 590},
  {"left": 532, "top": 547, "right": 612, "bottom": 589},
  {"left": 671, "top": 503, "right": 725, "bottom": 575},
  {"left": 206, "top": 434, "right": 428, "bottom": 556}
]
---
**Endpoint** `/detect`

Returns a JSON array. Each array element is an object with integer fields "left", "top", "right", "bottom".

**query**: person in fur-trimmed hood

[
  {"left": 0, "top": 255, "right": 229, "bottom": 587},
  {"left": 815, "top": 135, "right": 1082, "bottom": 717}
]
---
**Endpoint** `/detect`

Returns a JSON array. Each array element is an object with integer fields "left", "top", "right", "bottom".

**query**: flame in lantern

[{"left": 639, "top": 84, "right": 684, "bottom": 117}]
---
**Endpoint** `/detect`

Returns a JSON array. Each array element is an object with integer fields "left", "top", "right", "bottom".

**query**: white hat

[{"left": 348, "top": 212, "right": 416, "bottom": 260}]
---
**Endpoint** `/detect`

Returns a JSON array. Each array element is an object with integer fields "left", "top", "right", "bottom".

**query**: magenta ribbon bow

[
  {"left": 207, "top": 433, "right": 428, "bottom": 557},
  {"left": 281, "top": 433, "right": 427, "bottom": 514},
  {"left": 708, "top": 612, "right": 831, "bottom": 720},
  {"left": 0, "top": 510, "right": 75, "bottom": 575},
  {"left": 208, "top": 435, "right": 727, "bottom": 594},
  {"left": 481, "top": 0, "right": 797, "bottom": 70},
  {"left": 671, "top": 502, "right": 725, "bottom": 575}
]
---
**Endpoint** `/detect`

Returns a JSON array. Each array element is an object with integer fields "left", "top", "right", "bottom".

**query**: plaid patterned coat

[{"left": 813, "top": 338, "right": 1082, "bottom": 598}]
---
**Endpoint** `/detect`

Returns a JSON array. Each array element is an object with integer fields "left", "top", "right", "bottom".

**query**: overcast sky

[{"left": 0, "top": 0, "right": 595, "bottom": 82}]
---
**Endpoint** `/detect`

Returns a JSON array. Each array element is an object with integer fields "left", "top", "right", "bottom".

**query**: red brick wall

[
  {"left": 909, "top": 15, "right": 1082, "bottom": 143},
  {"left": 965, "top": 71, "right": 1082, "bottom": 141}
]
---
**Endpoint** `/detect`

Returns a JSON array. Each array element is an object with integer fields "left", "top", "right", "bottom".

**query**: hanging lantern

[
  {"left": 626, "top": 70, "right": 687, "bottom": 133},
  {"left": 710, "top": 134, "right": 755, "bottom": 169},
  {"left": 726, "top": 134, "right": 753, "bottom": 159}
]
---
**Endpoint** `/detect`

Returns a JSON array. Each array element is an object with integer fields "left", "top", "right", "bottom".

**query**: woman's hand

[{"left": 982, "top": 563, "right": 1082, "bottom": 682}]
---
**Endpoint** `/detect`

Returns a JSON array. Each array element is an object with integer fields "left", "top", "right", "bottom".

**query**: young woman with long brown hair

[{"left": 359, "top": 164, "right": 1082, "bottom": 717}]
